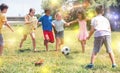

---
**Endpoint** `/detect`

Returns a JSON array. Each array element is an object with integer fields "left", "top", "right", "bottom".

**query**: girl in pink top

[{"left": 69, "top": 11, "right": 88, "bottom": 53}]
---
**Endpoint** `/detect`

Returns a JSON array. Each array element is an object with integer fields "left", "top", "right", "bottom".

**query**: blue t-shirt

[{"left": 39, "top": 15, "right": 52, "bottom": 31}]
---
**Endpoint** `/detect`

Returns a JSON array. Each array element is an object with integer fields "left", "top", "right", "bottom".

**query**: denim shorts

[
  {"left": 55, "top": 31, "right": 64, "bottom": 38},
  {"left": 0, "top": 34, "right": 4, "bottom": 46}
]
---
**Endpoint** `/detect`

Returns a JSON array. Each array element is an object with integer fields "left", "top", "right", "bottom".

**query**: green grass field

[{"left": 0, "top": 25, "right": 120, "bottom": 73}]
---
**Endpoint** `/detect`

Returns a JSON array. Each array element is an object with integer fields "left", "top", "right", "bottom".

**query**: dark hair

[
  {"left": 95, "top": 5, "right": 104, "bottom": 14},
  {"left": 44, "top": 9, "right": 51, "bottom": 13},
  {"left": 29, "top": 8, "right": 35, "bottom": 13},
  {"left": 77, "top": 9, "right": 86, "bottom": 20},
  {"left": 0, "top": 3, "right": 8, "bottom": 11}
]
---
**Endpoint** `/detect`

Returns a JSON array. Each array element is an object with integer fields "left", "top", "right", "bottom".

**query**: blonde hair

[{"left": 55, "top": 12, "right": 62, "bottom": 19}]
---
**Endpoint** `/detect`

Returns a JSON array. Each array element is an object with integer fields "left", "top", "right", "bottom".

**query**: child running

[
  {"left": 69, "top": 10, "right": 88, "bottom": 53},
  {"left": 86, "top": 5, "right": 117, "bottom": 69},
  {"left": 52, "top": 12, "right": 69, "bottom": 51},
  {"left": 19, "top": 8, "right": 38, "bottom": 52},
  {"left": 38, "top": 9, "right": 54, "bottom": 51},
  {"left": 0, "top": 4, "right": 14, "bottom": 55}
]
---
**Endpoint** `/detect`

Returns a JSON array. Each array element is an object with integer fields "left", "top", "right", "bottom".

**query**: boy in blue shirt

[{"left": 38, "top": 9, "right": 54, "bottom": 51}]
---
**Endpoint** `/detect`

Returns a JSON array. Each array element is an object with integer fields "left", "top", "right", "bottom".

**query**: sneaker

[
  {"left": 33, "top": 49, "right": 37, "bottom": 52},
  {"left": 112, "top": 64, "right": 117, "bottom": 68},
  {"left": 85, "top": 64, "right": 94, "bottom": 69}
]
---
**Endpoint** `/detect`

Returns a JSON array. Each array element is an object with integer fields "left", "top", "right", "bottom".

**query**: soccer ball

[{"left": 61, "top": 46, "right": 70, "bottom": 55}]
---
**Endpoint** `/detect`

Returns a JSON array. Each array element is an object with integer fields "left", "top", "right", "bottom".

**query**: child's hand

[
  {"left": 31, "top": 21, "right": 34, "bottom": 23},
  {"left": 33, "top": 28, "right": 36, "bottom": 30},
  {"left": 65, "top": 23, "right": 70, "bottom": 26},
  {"left": 87, "top": 36, "right": 90, "bottom": 40},
  {"left": 67, "top": 23, "right": 70, "bottom": 26},
  {"left": 11, "top": 29, "right": 14, "bottom": 32}
]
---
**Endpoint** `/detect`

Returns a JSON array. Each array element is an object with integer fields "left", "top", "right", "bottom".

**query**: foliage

[
  {"left": 41, "top": 0, "right": 66, "bottom": 16},
  {"left": 35, "top": 14, "right": 41, "bottom": 19},
  {"left": 40, "top": 0, "right": 119, "bottom": 30},
  {"left": 90, "top": 0, "right": 117, "bottom": 8},
  {"left": 67, "top": 0, "right": 118, "bottom": 29}
]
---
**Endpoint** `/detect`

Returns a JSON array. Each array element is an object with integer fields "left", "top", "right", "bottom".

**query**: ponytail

[{"left": 29, "top": 8, "right": 35, "bottom": 15}]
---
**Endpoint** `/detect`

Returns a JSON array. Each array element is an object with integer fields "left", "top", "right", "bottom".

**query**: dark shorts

[
  {"left": 0, "top": 34, "right": 4, "bottom": 46},
  {"left": 55, "top": 31, "right": 64, "bottom": 38},
  {"left": 93, "top": 35, "right": 113, "bottom": 53},
  {"left": 43, "top": 30, "right": 54, "bottom": 43}
]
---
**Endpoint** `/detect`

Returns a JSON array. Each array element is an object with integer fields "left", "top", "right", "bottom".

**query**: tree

[
  {"left": 35, "top": 14, "right": 41, "bottom": 19},
  {"left": 41, "top": 0, "right": 119, "bottom": 30},
  {"left": 68, "top": 0, "right": 118, "bottom": 20},
  {"left": 41, "top": 0, "right": 118, "bottom": 18},
  {"left": 41, "top": 0, "right": 66, "bottom": 17},
  {"left": 91, "top": 0, "right": 117, "bottom": 8}
]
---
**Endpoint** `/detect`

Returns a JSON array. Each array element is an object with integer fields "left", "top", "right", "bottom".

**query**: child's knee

[
  {"left": 22, "top": 38, "right": 26, "bottom": 41},
  {"left": 92, "top": 52, "right": 98, "bottom": 55},
  {"left": 60, "top": 41, "right": 64, "bottom": 45},
  {"left": 50, "top": 40, "right": 54, "bottom": 43},
  {"left": 61, "top": 39, "right": 64, "bottom": 44},
  {"left": 32, "top": 37, "right": 35, "bottom": 41}
]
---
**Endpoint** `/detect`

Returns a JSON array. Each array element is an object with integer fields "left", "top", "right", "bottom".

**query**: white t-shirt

[
  {"left": 52, "top": 19, "right": 66, "bottom": 32},
  {"left": 91, "top": 15, "right": 111, "bottom": 37}
]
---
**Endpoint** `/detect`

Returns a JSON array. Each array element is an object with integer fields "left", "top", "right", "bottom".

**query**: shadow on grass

[
  {"left": 81, "top": 64, "right": 107, "bottom": 70},
  {"left": 64, "top": 55, "right": 74, "bottom": 59},
  {"left": 17, "top": 48, "right": 46, "bottom": 53},
  {"left": 71, "top": 51, "right": 80, "bottom": 54},
  {"left": 18, "top": 48, "right": 31, "bottom": 52}
]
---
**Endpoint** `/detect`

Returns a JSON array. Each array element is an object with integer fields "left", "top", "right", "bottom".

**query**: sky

[{"left": 0, "top": 0, "right": 43, "bottom": 17}]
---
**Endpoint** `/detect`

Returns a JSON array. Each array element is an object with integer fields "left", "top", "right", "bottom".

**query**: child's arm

[
  {"left": 85, "top": 17, "right": 91, "bottom": 21},
  {"left": 64, "top": 23, "right": 70, "bottom": 26},
  {"left": 38, "top": 16, "right": 43, "bottom": 25},
  {"left": 68, "top": 19, "right": 78, "bottom": 25},
  {"left": 63, "top": 20, "right": 74, "bottom": 26},
  {"left": 87, "top": 26, "right": 95, "bottom": 40},
  {"left": 64, "top": 21, "right": 70, "bottom": 26},
  {"left": 52, "top": 23, "right": 55, "bottom": 27},
  {"left": 2, "top": 15, "right": 14, "bottom": 32},
  {"left": 4, "top": 22, "right": 14, "bottom": 32},
  {"left": 52, "top": 23, "right": 57, "bottom": 34}
]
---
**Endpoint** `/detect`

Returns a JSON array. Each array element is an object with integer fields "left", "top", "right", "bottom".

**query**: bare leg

[
  {"left": 44, "top": 34, "right": 50, "bottom": 51},
  {"left": 60, "top": 38, "right": 64, "bottom": 46},
  {"left": 81, "top": 40, "right": 86, "bottom": 53},
  {"left": 44, "top": 40, "right": 48, "bottom": 51},
  {"left": 0, "top": 46, "right": 3, "bottom": 56},
  {"left": 55, "top": 38, "right": 58, "bottom": 51},
  {"left": 30, "top": 32, "right": 36, "bottom": 52},
  {"left": 85, "top": 52, "right": 97, "bottom": 69},
  {"left": 108, "top": 52, "right": 116, "bottom": 65},
  {"left": 59, "top": 38, "right": 64, "bottom": 50},
  {"left": 56, "top": 38, "right": 60, "bottom": 51},
  {"left": 90, "top": 52, "right": 97, "bottom": 64},
  {"left": 19, "top": 35, "right": 27, "bottom": 48}
]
